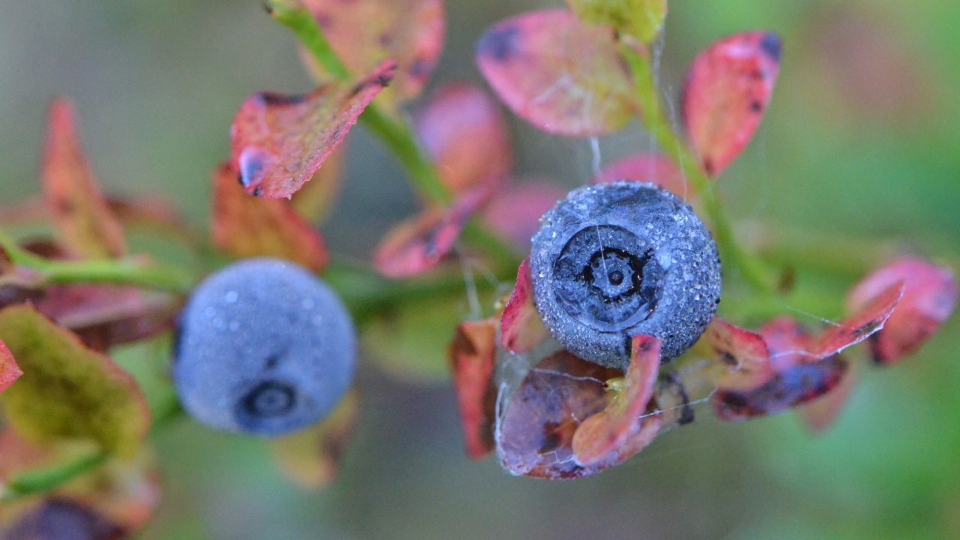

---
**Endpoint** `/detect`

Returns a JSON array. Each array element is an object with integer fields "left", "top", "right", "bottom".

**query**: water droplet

[
  {"left": 301, "top": 298, "right": 315, "bottom": 310},
  {"left": 223, "top": 291, "right": 239, "bottom": 304},
  {"left": 238, "top": 147, "right": 274, "bottom": 189}
]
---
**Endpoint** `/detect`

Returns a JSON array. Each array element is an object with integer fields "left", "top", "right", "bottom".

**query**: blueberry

[
  {"left": 173, "top": 258, "right": 356, "bottom": 437},
  {"left": 529, "top": 181, "right": 721, "bottom": 370}
]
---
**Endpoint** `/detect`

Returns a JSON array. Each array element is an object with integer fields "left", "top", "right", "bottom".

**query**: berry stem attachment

[
  {"left": 0, "top": 230, "right": 194, "bottom": 293},
  {"left": 620, "top": 45, "right": 778, "bottom": 294}
]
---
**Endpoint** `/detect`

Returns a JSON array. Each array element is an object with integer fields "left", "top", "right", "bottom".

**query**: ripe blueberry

[
  {"left": 529, "top": 181, "right": 721, "bottom": 370},
  {"left": 173, "top": 258, "right": 356, "bottom": 437}
]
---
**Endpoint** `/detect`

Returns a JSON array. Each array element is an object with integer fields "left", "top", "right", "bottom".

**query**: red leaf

[
  {"left": 572, "top": 335, "right": 662, "bottom": 466},
  {"left": 481, "top": 181, "right": 565, "bottom": 252},
  {"left": 301, "top": 0, "right": 444, "bottom": 106},
  {"left": 230, "top": 61, "right": 395, "bottom": 198},
  {"left": 449, "top": 318, "right": 498, "bottom": 460},
  {"left": 705, "top": 317, "right": 769, "bottom": 370},
  {"left": 500, "top": 259, "right": 548, "bottom": 354},
  {"left": 41, "top": 98, "right": 128, "bottom": 259},
  {"left": 811, "top": 281, "right": 903, "bottom": 359},
  {"left": 0, "top": 337, "right": 22, "bottom": 393},
  {"left": 476, "top": 9, "right": 634, "bottom": 136},
  {"left": 415, "top": 83, "right": 512, "bottom": 194},
  {"left": 847, "top": 258, "right": 957, "bottom": 364},
  {"left": 372, "top": 187, "right": 488, "bottom": 279},
  {"left": 682, "top": 32, "right": 781, "bottom": 177},
  {"left": 796, "top": 362, "right": 858, "bottom": 434},
  {"left": 211, "top": 161, "right": 329, "bottom": 272},
  {"left": 496, "top": 350, "right": 622, "bottom": 479},
  {"left": 593, "top": 153, "right": 689, "bottom": 200}
]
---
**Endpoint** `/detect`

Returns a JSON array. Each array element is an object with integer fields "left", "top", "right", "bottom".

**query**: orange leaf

[
  {"left": 41, "top": 98, "right": 127, "bottom": 259},
  {"left": 682, "top": 32, "right": 781, "bottom": 177},
  {"left": 230, "top": 61, "right": 395, "bottom": 198},
  {"left": 500, "top": 259, "right": 549, "bottom": 354},
  {"left": 211, "top": 161, "right": 329, "bottom": 272},
  {"left": 300, "top": 0, "right": 444, "bottom": 107},
  {"left": 476, "top": 9, "right": 633, "bottom": 136},
  {"left": 572, "top": 335, "right": 662, "bottom": 467},
  {"left": 449, "top": 319, "right": 498, "bottom": 460}
]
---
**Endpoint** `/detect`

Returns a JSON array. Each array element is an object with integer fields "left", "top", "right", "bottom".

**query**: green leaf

[
  {"left": 567, "top": 0, "right": 668, "bottom": 44},
  {"left": 0, "top": 305, "right": 150, "bottom": 457}
]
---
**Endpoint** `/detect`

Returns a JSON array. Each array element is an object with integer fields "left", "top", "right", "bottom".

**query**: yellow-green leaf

[
  {"left": 0, "top": 305, "right": 150, "bottom": 457},
  {"left": 567, "top": 0, "right": 667, "bottom": 44}
]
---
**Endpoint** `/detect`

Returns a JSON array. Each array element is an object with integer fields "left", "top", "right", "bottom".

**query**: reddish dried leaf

[
  {"left": 0, "top": 337, "right": 22, "bottom": 393},
  {"left": 567, "top": 0, "right": 667, "bottom": 44},
  {"left": 847, "top": 258, "right": 957, "bottom": 365},
  {"left": 476, "top": 9, "right": 634, "bottom": 136},
  {"left": 713, "top": 355, "right": 848, "bottom": 422},
  {"left": 300, "top": 0, "right": 444, "bottom": 107},
  {"left": 290, "top": 144, "right": 345, "bottom": 225},
  {"left": 230, "top": 61, "right": 395, "bottom": 198},
  {"left": 796, "top": 363, "right": 858, "bottom": 434},
  {"left": 496, "top": 350, "right": 622, "bottom": 479},
  {"left": 0, "top": 305, "right": 150, "bottom": 457},
  {"left": 449, "top": 319, "right": 498, "bottom": 460},
  {"left": 415, "top": 83, "right": 512, "bottom": 194},
  {"left": 593, "top": 153, "right": 689, "bottom": 200},
  {"left": 811, "top": 281, "right": 903, "bottom": 359},
  {"left": 705, "top": 317, "right": 769, "bottom": 370},
  {"left": 682, "top": 32, "right": 782, "bottom": 177},
  {"left": 500, "top": 259, "right": 549, "bottom": 354},
  {"left": 271, "top": 391, "right": 359, "bottom": 489},
  {"left": 34, "top": 284, "right": 179, "bottom": 352},
  {"left": 211, "top": 161, "right": 329, "bottom": 272},
  {"left": 41, "top": 98, "right": 127, "bottom": 259},
  {"left": 572, "top": 335, "right": 661, "bottom": 466},
  {"left": 372, "top": 187, "right": 489, "bottom": 279},
  {"left": 481, "top": 181, "right": 565, "bottom": 252}
]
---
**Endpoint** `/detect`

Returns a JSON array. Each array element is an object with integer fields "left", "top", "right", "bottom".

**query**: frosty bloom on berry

[{"left": 529, "top": 181, "right": 721, "bottom": 370}]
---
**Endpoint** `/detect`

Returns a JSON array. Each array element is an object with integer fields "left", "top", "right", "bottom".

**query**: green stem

[
  {"left": 0, "top": 230, "right": 193, "bottom": 293},
  {"left": 0, "top": 451, "right": 107, "bottom": 502},
  {"left": 622, "top": 45, "right": 777, "bottom": 294}
]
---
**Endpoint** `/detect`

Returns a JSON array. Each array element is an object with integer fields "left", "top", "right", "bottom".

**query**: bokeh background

[{"left": 2, "top": 0, "right": 960, "bottom": 538}]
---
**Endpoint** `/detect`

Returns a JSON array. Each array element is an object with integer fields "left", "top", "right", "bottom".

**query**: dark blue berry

[
  {"left": 529, "top": 181, "right": 721, "bottom": 370},
  {"left": 173, "top": 258, "right": 356, "bottom": 437}
]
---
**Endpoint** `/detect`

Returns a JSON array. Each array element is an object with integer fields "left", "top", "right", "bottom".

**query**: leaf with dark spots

[
  {"left": 481, "top": 181, "right": 566, "bottom": 252},
  {"left": 500, "top": 259, "right": 549, "bottom": 354},
  {"left": 572, "top": 335, "right": 662, "bottom": 467},
  {"left": 811, "top": 281, "right": 903, "bottom": 359},
  {"left": 300, "top": 0, "right": 444, "bottom": 107},
  {"left": 566, "top": 0, "right": 667, "bottom": 44},
  {"left": 476, "top": 10, "right": 634, "bottom": 136},
  {"left": 796, "top": 362, "right": 858, "bottom": 434},
  {"left": 40, "top": 98, "right": 128, "bottom": 259},
  {"left": 271, "top": 391, "right": 359, "bottom": 488},
  {"left": 0, "top": 336, "right": 22, "bottom": 394},
  {"left": 449, "top": 319, "right": 498, "bottom": 460},
  {"left": 211, "top": 161, "right": 329, "bottom": 273},
  {"left": 593, "top": 153, "right": 689, "bottom": 199},
  {"left": 0, "top": 304, "right": 150, "bottom": 457},
  {"left": 33, "top": 284, "right": 180, "bottom": 352},
  {"left": 713, "top": 354, "right": 848, "bottom": 422},
  {"left": 682, "top": 32, "right": 781, "bottom": 177},
  {"left": 230, "top": 61, "right": 395, "bottom": 198},
  {"left": 705, "top": 317, "right": 769, "bottom": 372},
  {"left": 847, "top": 258, "right": 957, "bottom": 365},
  {"left": 415, "top": 83, "right": 512, "bottom": 194},
  {"left": 290, "top": 144, "right": 345, "bottom": 225},
  {"left": 372, "top": 186, "right": 489, "bottom": 279},
  {"left": 496, "top": 350, "right": 623, "bottom": 479}
]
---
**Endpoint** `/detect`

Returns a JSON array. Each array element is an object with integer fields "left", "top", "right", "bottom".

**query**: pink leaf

[
  {"left": 476, "top": 9, "right": 633, "bottom": 136},
  {"left": 0, "top": 338, "right": 22, "bottom": 394},
  {"left": 230, "top": 61, "right": 395, "bottom": 198},
  {"left": 415, "top": 83, "right": 513, "bottom": 194},
  {"left": 682, "top": 32, "right": 781, "bottom": 177},
  {"left": 372, "top": 187, "right": 488, "bottom": 279},
  {"left": 572, "top": 335, "right": 662, "bottom": 466},
  {"left": 300, "top": 0, "right": 444, "bottom": 106},
  {"left": 500, "top": 259, "right": 549, "bottom": 354},
  {"left": 481, "top": 181, "right": 565, "bottom": 252},
  {"left": 448, "top": 318, "right": 499, "bottom": 460},
  {"left": 847, "top": 258, "right": 958, "bottom": 365},
  {"left": 593, "top": 153, "right": 689, "bottom": 200},
  {"left": 811, "top": 281, "right": 903, "bottom": 359}
]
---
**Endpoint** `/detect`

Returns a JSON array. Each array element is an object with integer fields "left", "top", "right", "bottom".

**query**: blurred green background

[{"left": 2, "top": 0, "right": 960, "bottom": 538}]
